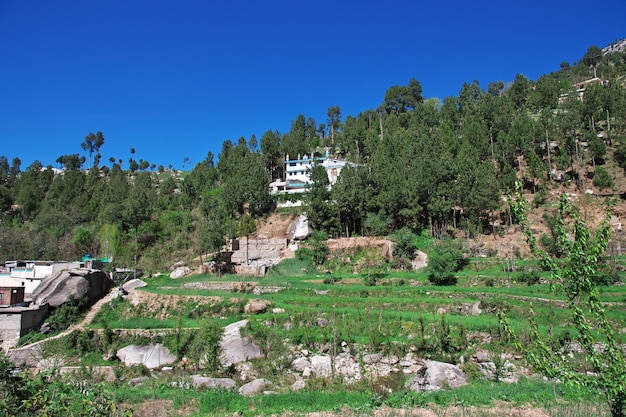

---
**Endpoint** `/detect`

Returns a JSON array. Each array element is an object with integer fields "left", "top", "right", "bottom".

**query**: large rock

[
  {"left": 292, "top": 357, "right": 311, "bottom": 372},
  {"left": 405, "top": 360, "right": 467, "bottom": 392},
  {"left": 244, "top": 299, "right": 269, "bottom": 314},
  {"left": 238, "top": 378, "right": 273, "bottom": 397},
  {"left": 122, "top": 278, "right": 147, "bottom": 292},
  {"left": 191, "top": 375, "right": 237, "bottom": 390},
  {"left": 220, "top": 320, "right": 263, "bottom": 367},
  {"left": 31, "top": 269, "right": 111, "bottom": 308},
  {"left": 291, "top": 214, "right": 311, "bottom": 240},
  {"left": 310, "top": 355, "right": 332, "bottom": 377},
  {"left": 170, "top": 266, "right": 191, "bottom": 279},
  {"left": 116, "top": 344, "right": 177, "bottom": 369}
]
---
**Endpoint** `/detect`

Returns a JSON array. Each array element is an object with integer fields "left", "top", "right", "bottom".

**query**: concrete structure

[
  {"left": 0, "top": 304, "right": 49, "bottom": 350},
  {"left": 0, "top": 261, "right": 81, "bottom": 294},
  {"left": 269, "top": 151, "right": 350, "bottom": 195},
  {"left": 0, "top": 286, "right": 25, "bottom": 306}
]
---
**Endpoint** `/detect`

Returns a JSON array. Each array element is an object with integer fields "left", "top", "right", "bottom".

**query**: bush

[
  {"left": 592, "top": 167, "right": 614, "bottom": 190},
  {"left": 392, "top": 227, "right": 417, "bottom": 262},
  {"left": 297, "top": 230, "right": 329, "bottom": 265},
  {"left": 517, "top": 271, "right": 541, "bottom": 285},
  {"left": 428, "top": 238, "right": 465, "bottom": 286}
]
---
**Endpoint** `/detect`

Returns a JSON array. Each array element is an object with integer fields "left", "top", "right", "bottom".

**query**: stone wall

[{"left": 230, "top": 238, "right": 288, "bottom": 264}]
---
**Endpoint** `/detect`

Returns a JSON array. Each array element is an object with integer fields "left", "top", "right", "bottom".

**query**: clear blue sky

[{"left": 1, "top": 1, "right": 624, "bottom": 170}]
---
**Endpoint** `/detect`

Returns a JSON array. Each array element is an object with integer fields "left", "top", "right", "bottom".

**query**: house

[
  {"left": 0, "top": 303, "right": 49, "bottom": 351},
  {"left": 269, "top": 151, "right": 350, "bottom": 195},
  {"left": 0, "top": 286, "right": 25, "bottom": 306},
  {"left": 0, "top": 261, "right": 81, "bottom": 295}
]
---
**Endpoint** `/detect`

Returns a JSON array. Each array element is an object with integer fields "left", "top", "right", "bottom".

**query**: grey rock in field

[
  {"left": 310, "top": 355, "right": 332, "bottom": 377},
  {"left": 316, "top": 317, "right": 329, "bottom": 328},
  {"left": 238, "top": 378, "right": 273, "bottom": 397},
  {"left": 122, "top": 278, "right": 147, "bottom": 292},
  {"left": 470, "top": 301, "right": 482, "bottom": 316},
  {"left": 191, "top": 375, "right": 237, "bottom": 390},
  {"left": 116, "top": 344, "right": 177, "bottom": 369},
  {"left": 292, "top": 357, "right": 312, "bottom": 372},
  {"left": 405, "top": 360, "right": 467, "bottom": 392},
  {"left": 170, "top": 261, "right": 187, "bottom": 271},
  {"left": 244, "top": 299, "right": 269, "bottom": 314},
  {"left": 362, "top": 353, "right": 383, "bottom": 364},
  {"left": 291, "top": 378, "right": 306, "bottom": 391},
  {"left": 170, "top": 266, "right": 191, "bottom": 279},
  {"left": 129, "top": 376, "right": 150, "bottom": 386},
  {"left": 220, "top": 320, "right": 263, "bottom": 367}
]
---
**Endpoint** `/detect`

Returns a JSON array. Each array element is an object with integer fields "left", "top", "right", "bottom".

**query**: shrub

[
  {"left": 592, "top": 167, "right": 614, "bottom": 190},
  {"left": 517, "top": 271, "right": 541, "bottom": 285},
  {"left": 427, "top": 238, "right": 465, "bottom": 286}
]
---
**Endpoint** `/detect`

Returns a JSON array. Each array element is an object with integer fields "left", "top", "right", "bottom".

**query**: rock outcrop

[
  {"left": 405, "top": 360, "right": 468, "bottom": 392},
  {"left": 220, "top": 320, "right": 263, "bottom": 367},
  {"left": 191, "top": 376, "right": 237, "bottom": 390},
  {"left": 31, "top": 269, "right": 111, "bottom": 308},
  {"left": 116, "top": 343, "right": 177, "bottom": 369},
  {"left": 239, "top": 378, "right": 273, "bottom": 397}
]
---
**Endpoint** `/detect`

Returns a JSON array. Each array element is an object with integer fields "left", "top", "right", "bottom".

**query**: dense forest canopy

[{"left": 1, "top": 43, "right": 626, "bottom": 272}]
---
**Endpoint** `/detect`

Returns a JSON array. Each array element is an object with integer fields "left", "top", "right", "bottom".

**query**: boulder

[
  {"left": 238, "top": 378, "right": 273, "bottom": 397},
  {"left": 191, "top": 375, "right": 237, "bottom": 390},
  {"left": 291, "top": 378, "right": 306, "bottom": 391},
  {"left": 170, "top": 261, "right": 187, "bottom": 271},
  {"left": 122, "top": 278, "right": 147, "bottom": 292},
  {"left": 244, "top": 299, "right": 269, "bottom": 314},
  {"left": 291, "top": 357, "right": 311, "bottom": 372},
  {"left": 291, "top": 214, "right": 312, "bottom": 240},
  {"left": 220, "top": 320, "right": 263, "bottom": 367},
  {"left": 316, "top": 318, "right": 329, "bottom": 328},
  {"left": 129, "top": 376, "right": 150, "bottom": 386},
  {"left": 310, "top": 355, "right": 332, "bottom": 377},
  {"left": 32, "top": 269, "right": 111, "bottom": 308},
  {"left": 170, "top": 266, "right": 191, "bottom": 279},
  {"left": 470, "top": 301, "right": 482, "bottom": 316},
  {"left": 405, "top": 360, "right": 467, "bottom": 392},
  {"left": 116, "top": 344, "right": 177, "bottom": 369}
]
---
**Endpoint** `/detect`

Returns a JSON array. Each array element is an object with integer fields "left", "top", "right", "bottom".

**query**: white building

[
  {"left": 0, "top": 261, "right": 80, "bottom": 294},
  {"left": 270, "top": 152, "right": 350, "bottom": 195}
]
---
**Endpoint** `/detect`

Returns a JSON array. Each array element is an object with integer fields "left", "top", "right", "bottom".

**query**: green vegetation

[
  {"left": 1, "top": 42, "right": 625, "bottom": 274},
  {"left": 502, "top": 187, "right": 626, "bottom": 417},
  {"left": 2, "top": 41, "right": 626, "bottom": 417}
]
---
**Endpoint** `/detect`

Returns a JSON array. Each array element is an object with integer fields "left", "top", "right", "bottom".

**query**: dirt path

[{"left": 7, "top": 286, "right": 118, "bottom": 366}]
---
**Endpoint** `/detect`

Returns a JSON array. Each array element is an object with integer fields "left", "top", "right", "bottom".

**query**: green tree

[
  {"left": 188, "top": 320, "right": 224, "bottom": 371},
  {"left": 428, "top": 238, "right": 465, "bottom": 286},
  {"left": 593, "top": 167, "right": 614, "bottom": 190},
  {"left": 237, "top": 213, "right": 256, "bottom": 264},
  {"left": 508, "top": 74, "right": 533, "bottom": 109},
  {"left": 327, "top": 105, "right": 342, "bottom": 146},
  {"left": 503, "top": 187, "right": 625, "bottom": 417},
  {"left": 260, "top": 130, "right": 282, "bottom": 182},
  {"left": 583, "top": 45, "right": 603, "bottom": 77},
  {"left": 393, "top": 227, "right": 416, "bottom": 270},
  {"left": 56, "top": 154, "right": 85, "bottom": 171},
  {"left": 382, "top": 78, "right": 423, "bottom": 114},
  {"left": 81, "top": 131, "right": 105, "bottom": 168},
  {"left": 198, "top": 188, "right": 229, "bottom": 271},
  {"left": 305, "top": 163, "right": 336, "bottom": 234}
]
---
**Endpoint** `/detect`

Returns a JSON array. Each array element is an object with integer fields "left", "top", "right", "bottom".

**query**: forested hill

[{"left": 1, "top": 42, "right": 626, "bottom": 272}]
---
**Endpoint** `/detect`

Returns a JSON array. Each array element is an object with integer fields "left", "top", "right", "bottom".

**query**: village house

[
  {"left": 0, "top": 260, "right": 81, "bottom": 295},
  {"left": 269, "top": 151, "right": 350, "bottom": 196}
]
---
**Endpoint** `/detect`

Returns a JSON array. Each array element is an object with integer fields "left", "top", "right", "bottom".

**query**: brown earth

[
  {"left": 129, "top": 400, "right": 594, "bottom": 417},
  {"left": 251, "top": 186, "right": 626, "bottom": 263}
]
